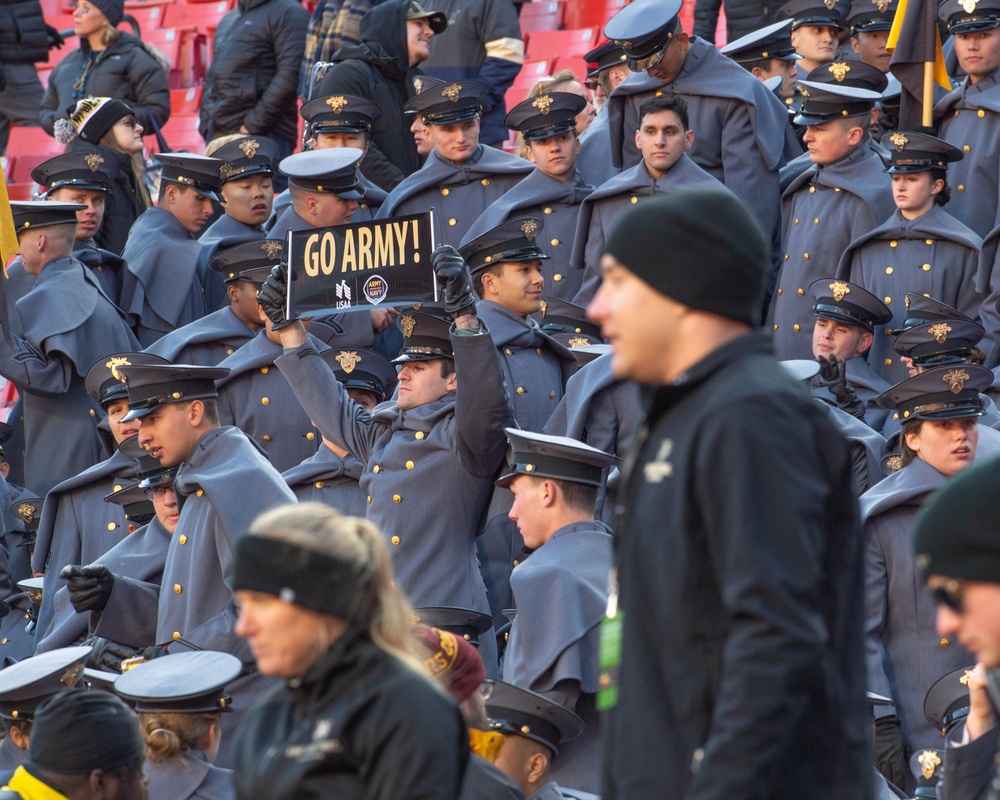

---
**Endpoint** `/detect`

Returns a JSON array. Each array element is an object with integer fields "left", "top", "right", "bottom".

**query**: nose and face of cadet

[
  {"left": 315, "top": 131, "right": 368, "bottom": 151},
  {"left": 751, "top": 58, "right": 798, "bottom": 100},
  {"left": 309, "top": 192, "right": 359, "bottom": 228},
  {"left": 645, "top": 32, "right": 690, "bottom": 85},
  {"left": 410, "top": 115, "right": 434, "bottom": 156},
  {"left": 49, "top": 186, "right": 106, "bottom": 242},
  {"left": 802, "top": 117, "right": 864, "bottom": 166},
  {"left": 162, "top": 185, "right": 214, "bottom": 233},
  {"left": 790, "top": 24, "right": 838, "bottom": 65},
  {"left": 931, "top": 577, "right": 1000, "bottom": 668},
  {"left": 635, "top": 108, "right": 694, "bottom": 180},
  {"left": 135, "top": 401, "right": 206, "bottom": 467},
  {"left": 106, "top": 399, "right": 141, "bottom": 446},
  {"left": 425, "top": 118, "right": 481, "bottom": 164},
  {"left": 526, "top": 132, "right": 580, "bottom": 182},
  {"left": 479, "top": 260, "right": 545, "bottom": 318},
  {"left": 811, "top": 316, "right": 872, "bottom": 362},
  {"left": 407, "top": 18, "right": 435, "bottom": 67},
  {"left": 905, "top": 416, "right": 978, "bottom": 478},
  {"left": 507, "top": 474, "right": 549, "bottom": 550},
  {"left": 220, "top": 174, "right": 274, "bottom": 227},
  {"left": 955, "top": 28, "right": 1000, "bottom": 84},
  {"left": 151, "top": 486, "right": 180, "bottom": 534},
  {"left": 228, "top": 280, "right": 267, "bottom": 330},
  {"left": 851, "top": 30, "right": 892, "bottom": 72},
  {"left": 395, "top": 359, "right": 456, "bottom": 410}
]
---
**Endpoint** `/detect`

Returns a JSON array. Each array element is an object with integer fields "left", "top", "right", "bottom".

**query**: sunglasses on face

[
  {"left": 116, "top": 115, "right": 139, "bottom": 129},
  {"left": 931, "top": 579, "right": 965, "bottom": 614}
]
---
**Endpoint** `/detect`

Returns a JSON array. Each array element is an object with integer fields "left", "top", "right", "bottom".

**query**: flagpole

[{"left": 923, "top": 61, "right": 934, "bottom": 128}]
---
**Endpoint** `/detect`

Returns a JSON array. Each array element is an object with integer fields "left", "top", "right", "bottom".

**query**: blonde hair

[
  {"left": 140, "top": 711, "right": 219, "bottom": 765},
  {"left": 205, "top": 133, "right": 247, "bottom": 156},
  {"left": 248, "top": 503, "right": 432, "bottom": 675},
  {"left": 101, "top": 25, "right": 122, "bottom": 47},
  {"left": 517, "top": 70, "right": 585, "bottom": 157}
]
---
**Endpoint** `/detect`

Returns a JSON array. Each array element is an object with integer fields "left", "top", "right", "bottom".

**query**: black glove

[
  {"left": 61, "top": 564, "right": 115, "bottom": 613},
  {"left": 257, "top": 264, "right": 294, "bottom": 330},
  {"left": 140, "top": 644, "right": 170, "bottom": 660},
  {"left": 817, "top": 355, "right": 866, "bottom": 420},
  {"left": 873, "top": 715, "right": 910, "bottom": 789},
  {"left": 45, "top": 24, "right": 65, "bottom": 49},
  {"left": 81, "top": 636, "right": 136, "bottom": 672},
  {"left": 432, "top": 245, "right": 476, "bottom": 319}
]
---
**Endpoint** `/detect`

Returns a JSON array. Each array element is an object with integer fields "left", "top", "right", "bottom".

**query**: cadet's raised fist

[
  {"left": 257, "top": 264, "right": 294, "bottom": 330},
  {"left": 61, "top": 564, "right": 115, "bottom": 613},
  {"left": 432, "top": 245, "right": 476, "bottom": 319}
]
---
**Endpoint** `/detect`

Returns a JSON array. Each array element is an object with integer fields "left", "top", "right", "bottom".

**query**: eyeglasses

[
  {"left": 144, "top": 485, "right": 174, "bottom": 501},
  {"left": 931, "top": 579, "right": 965, "bottom": 614},
  {"left": 116, "top": 115, "right": 139, "bottom": 129}
]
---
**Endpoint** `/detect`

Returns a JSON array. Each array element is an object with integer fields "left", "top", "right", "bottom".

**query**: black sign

[{"left": 286, "top": 212, "right": 437, "bottom": 316}]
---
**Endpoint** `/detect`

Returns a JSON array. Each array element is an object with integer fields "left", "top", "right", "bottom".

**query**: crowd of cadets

[{"left": 1, "top": 0, "right": 1000, "bottom": 794}]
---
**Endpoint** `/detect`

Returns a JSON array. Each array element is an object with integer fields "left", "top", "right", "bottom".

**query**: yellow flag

[{"left": 0, "top": 170, "right": 18, "bottom": 269}]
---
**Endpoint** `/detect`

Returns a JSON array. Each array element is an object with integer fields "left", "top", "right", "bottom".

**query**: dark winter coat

[
  {"left": 0, "top": 0, "right": 48, "bottom": 65},
  {"left": 69, "top": 142, "right": 149, "bottom": 256},
  {"left": 200, "top": 0, "right": 308, "bottom": 146}
]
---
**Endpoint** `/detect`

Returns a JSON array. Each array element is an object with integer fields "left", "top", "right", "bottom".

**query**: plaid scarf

[{"left": 299, "top": 0, "right": 380, "bottom": 97}]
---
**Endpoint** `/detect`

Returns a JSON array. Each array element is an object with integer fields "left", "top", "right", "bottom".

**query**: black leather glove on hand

[
  {"left": 46, "top": 24, "right": 65, "bottom": 49},
  {"left": 817, "top": 354, "right": 866, "bottom": 420},
  {"left": 61, "top": 564, "right": 115, "bottom": 613},
  {"left": 82, "top": 636, "right": 136, "bottom": 672},
  {"left": 140, "top": 645, "right": 170, "bottom": 660},
  {"left": 257, "top": 264, "right": 293, "bottom": 330},
  {"left": 432, "top": 245, "right": 476, "bottom": 319},
  {"left": 873, "top": 715, "right": 910, "bottom": 789}
]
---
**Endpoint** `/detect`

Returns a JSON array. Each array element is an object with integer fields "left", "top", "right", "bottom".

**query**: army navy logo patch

[
  {"left": 363, "top": 275, "right": 388, "bottom": 305},
  {"left": 84, "top": 153, "right": 105, "bottom": 172},
  {"left": 326, "top": 96, "right": 348, "bottom": 113},
  {"left": 336, "top": 351, "right": 361, "bottom": 373},
  {"left": 106, "top": 356, "right": 132, "bottom": 383},
  {"left": 238, "top": 139, "right": 260, "bottom": 158},
  {"left": 532, "top": 95, "right": 554, "bottom": 115}
]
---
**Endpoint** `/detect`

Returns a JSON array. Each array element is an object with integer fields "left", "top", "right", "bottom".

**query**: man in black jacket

[
  {"left": 586, "top": 188, "right": 872, "bottom": 799},
  {"left": 316, "top": 0, "right": 448, "bottom": 191}
]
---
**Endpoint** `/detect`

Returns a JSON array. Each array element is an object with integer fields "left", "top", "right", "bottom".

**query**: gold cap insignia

[
  {"left": 829, "top": 281, "right": 851, "bottom": 302},
  {"left": 890, "top": 132, "right": 909, "bottom": 152},
  {"left": 943, "top": 368, "right": 970, "bottom": 394},
  {"left": 874, "top": 0, "right": 890, "bottom": 10},
  {"left": 929, "top": 322, "right": 952, "bottom": 344},
  {"left": 60, "top": 663, "right": 84, "bottom": 688},
  {"left": 798, "top": 85, "right": 811, "bottom": 99},
  {"left": 106, "top": 356, "right": 132, "bottom": 383},
  {"left": 520, "top": 219, "right": 538, "bottom": 241},
  {"left": 413, "top": 77, "right": 424, "bottom": 94},
  {"left": 238, "top": 139, "right": 260, "bottom": 158},
  {"left": 961, "top": 669, "right": 974, "bottom": 685},
  {"left": 83, "top": 152, "right": 105, "bottom": 172},
  {"left": 17, "top": 503, "right": 35, "bottom": 524},
  {"left": 532, "top": 95, "right": 554, "bottom": 115},
  {"left": 884, "top": 454, "right": 902, "bottom": 473},
  {"left": 220, "top": 162, "right": 239, "bottom": 180},
  {"left": 828, "top": 62, "right": 851, "bottom": 82},
  {"left": 918, "top": 750, "right": 941, "bottom": 780},
  {"left": 567, "top": 337, "right": 590, "bottom": 348},
  {"left": 261, "top": 240, "right": 283, "bottom": 260},
  {"left": 962, "top": 0, "right": 980, "bottom": 13},
  {"left": 540, "top": 299, "right": 548, "bottom": 317},
  {"left": 401, "top": 314, "right": 417, "bottom": 338},
  {"left": 905, "top": 295, "right": 911, "bottom": 310},
  {"left": 442, "top": 83, "right": 462, "bottom": 102},
  {"left": 336, "top": 351, "right": 361, "bottom": 373},
  {"left": 823, "top": 0, "right": 836, "bottom": 8},
  {"left": 326, "top": 96, "right": 348, "bottom": 113}
]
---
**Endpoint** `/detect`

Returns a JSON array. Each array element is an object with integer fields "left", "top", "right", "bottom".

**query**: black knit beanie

[{"left": 602, "top": 188, "right": 769, "bottom": 326}]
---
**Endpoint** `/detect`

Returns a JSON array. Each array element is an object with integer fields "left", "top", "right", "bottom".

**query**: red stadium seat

[
  {"left": 525, "top": 28, "right": 598, "bottom": 60},
  {"left": 553, "top": 56, "right": 587, "bottom": 82},
  {"left": 519, "top": 0, "right": 564, "bottom": 35},
  {"left": 142, "top": 26, "right": 206, "bottom": 88},
  {"left": 510, "top": 58, "right": 554, "bottom": 91},
  {"left": 120, "top": 3, "right": 169, "bottom": 32},
  {"left": 163, "top": 0, "right": 229, "bottom": 31},
  {"left": 4, "top": 183, "right": 37, "bottom": 201},
  {"left": 563, "top": 0, "right": 628, "bottom": 31},
  {"left": 170, "top": 86, "right": 203, "bottom": 114},
  {"left": 152, "top": 113, "right": 205, "bottom": 153},
  {"left": 5, "top": 128, "right": 63, "bottom": 162},
  {"left": 11, "top": 153, "right": 55, "bottom": 184}
]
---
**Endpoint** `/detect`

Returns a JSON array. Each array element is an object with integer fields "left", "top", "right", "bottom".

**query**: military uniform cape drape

[
  {"left": 120, "top": 207, "right": 208, "bottom": 347},
  {"left": 604, "top": 38, "right": 787, "bottom": 240},
  {"left": 860, "top": 456, "right": 976, "bottom": 751},
  {"left": 145, "top": 748, "right": 235, "bottom": 800},
  {"left": 465, "top": 169, "right": 593, "bottom": 303},
  {"left": 817, "top": 401, "right": 887, "bottom": 495},
  {"left": 570, "top": 156, "right": 727, "bottom": 307},
  {"left": 576, "top": 106, "right": 619, "bottom": 189},
  {"left": 32, "top": 445, "right": 140, "bottom": 639},
  {"left": 529, "top": 783, "right": 600, "bottom": 800},
  {"left": 809, "top": 355, "right": 891, "bottom": 431},
  {"left": 377, "top": 146, "right": 533, "bottom": 246},
  {"left": 770, "top": 145, "right": 895, "bottom": 360},
  {"left": 970, "top": 220, "right": 1000, "bottom": 367},
  {"left": 281, "top": 445, "right": 367, "bottom": 515},
  {"left": 935, "top": 68, "right": 1000, "bottom": 239},
  {"left": 144, "top": 307, "right": 258, "bottom": 367},
  {"left": 0, "top": 256, "right": 139, "bottom": 496},
  {"left": 1, "top": 481, "right": 34, "bottom": 589},
  {"left": 216, "top": 330, "right": 327, "bottom": 472},
  {"left": 839, "top": 206, "right": 983, "bottom": 384},
  {"left": 35, "top": 517, "right": 171, "bottom": 654},
  {"left": 74, "top": 239, "right": 127, "bottom": 308},
  {"left": 197, "top": 214, "right": 266, "bottom": 315}
]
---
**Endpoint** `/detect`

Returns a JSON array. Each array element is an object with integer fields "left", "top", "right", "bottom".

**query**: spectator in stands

[
  {"left": 199, "top": 0, "right": 308, "bottom": 195},
  {"left": 298, "top": 0, "right": 379, "bottom": 97},
  {"left": 0, "top": 0, "right": 62, "bottom": 155},
  {"left": 55, "top": 97, "right": 152, "bottom": 256},
  {"left": 40, "top": 0, "right": 170, "bottom": 140},
  {"left": 528, "top": 72, "right": 596, "bottom": 137}
]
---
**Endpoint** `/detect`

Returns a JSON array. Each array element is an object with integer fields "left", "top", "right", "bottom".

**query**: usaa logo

[{"left": 364, "top": 275, "right": 388, "bottom": 305}]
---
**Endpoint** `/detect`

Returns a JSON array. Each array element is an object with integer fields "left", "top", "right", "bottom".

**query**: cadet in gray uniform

[
  {"left": 576, "top": 42, "right": 629, "bottom": 189},
  {"left": 0, "top": 203, "right": 140, "bottom": 497},
  {"left": 145, "top": 241, "right": 272, "bottom": 367},
  {"left": 197, "top": 137, "right": 280, "bottom": 314},
  {"left": 571, "top": 94, "right": 729, "bottom": 307},
  {"left": 378, "top": 81, "right": 533, "bottom": 246},
  {"left": 120, "top": 155, "right": 224, "bottom": 347},
  {"left": 466, "top": 93, "right": 593, "bottom": 303},
  {"left": 31, "top": 353, "right": 168, "bottom": 641},
  {"left": 603, "top": 0, "right": 788, "bottom": 250},
  {"left": 840, "top": 132, "right": 983, "bottom": 384},
  {"left": 775, "top": 0, "right": 846, "bottom": 77},
  {"left": 0, "top": 574, "right": 44, "bottom": 666},
  {"left": 268, "top": 95, "right": 389, "bottom": 227},
  {"left": 114, "top": 651, "right": 239, "bottom": 800},
  {"left": 864, "top": 365, "right": 993, "bottom": 791},
  {"left": 281, "top": 347, "right": 395, "bottom": 514},
  {"left": 847, "top": 0, "right": 897, "bottom": 73},
  {"left": 0, "top": 646, "right": 92, "bottom": 783},
  {"left": 266, "top": 250, "right": 512, "bottom": 674},
  {"left": 92, "top": 363, "right": 297, "bottom": 768},
  {"left": 935, "top": 0, "right": 1000, "bottom": 239},
  {"left": 770, "top": 81, "right": 894, "bottom": 359},
  {"left": 497, "top": 431, "right": 615, "bottom": 795},
  {"left": 807, "top": 279, "right": 893, "bottom": 431},
  {"left": 487, "top": 681, "right": 595, "bottom": 800}
]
